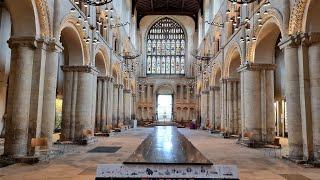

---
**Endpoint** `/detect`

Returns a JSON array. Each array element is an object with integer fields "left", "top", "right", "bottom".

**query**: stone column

[
  {"left": 131, "top": 93, "right": 136, "bottom": 120},
  {"left": 107, "top": 77, "right": 113, "bottom": 126},
  {"left": 232, "top": 81, "right": 239, "bottom": 134},
  {"left": 239, "top": 63, "right": 276, "bottom": 142},
  {"left": 4, "top": 37, "right": 36, "bottom": 157},
  {"left": 242, "top": 69, "right": 261, "bottom": 141},
  {"left": 200, "top": 90, "right": 209, "bottom": 128},
  {"left": 41, "top": 41, "right": 63, "bottom": 148},
  {"left": 96, "top": 79, "right": 102, "bottom": 132},
  {"left": 220, "top": 79, "right": 227, "bottom": 131},
  {"left": 213, "top": 86, "right": 221, "bottom": 130},
  {"left": 308, "top": 33, "right": 320, "bottom": 160},
  {"left": 208, "top": 87, "right": 214, "bottom": 127},
  {"left": 101, "top": 77, "right": 107, "bottom": 131},
  {"left": 226, "top": 79, "right": 233, "bottom": 133},
  {"left": 118, "top": 84, "right": 124, "bottom": 125},
  {"left": 27, "top": 39, "right": 48, "bottom": 155},
  {"left": 60, "top": 70, "right": 74, "bottom": 141},
  {"left": 123, "top": 89, "right": 132, "bottom": 125},
  {"left": 61, "top": 66, "right": 98, "bottom": 142},
  {"left": 113, "top": 84, "right": 119, "bottom": 127},
  {"left": 280, "top": 37, "right": 304, "bottom": 159}
]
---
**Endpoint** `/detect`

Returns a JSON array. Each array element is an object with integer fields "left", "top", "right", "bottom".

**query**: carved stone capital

[
  {"left": 61, "top": 65, "right": 99, "bottom": 75},
  {"left": 114, "top": 84, "right": 124, "bottom": 88},
  {"left": 210, "top": 86, "right": 220, "bottom": 91},
  {"left": 47, "top": 40, "right": 64, "bottom": 52},
  {"left": 237, "top": 62, "right": 277, "bottom": 72},
  {"left": 303, "top": 32, "right": 320, "bottom": 46},
  {"left": 97, "top": 76, "right": 109, "bottom": 81},
  {"left": 124, "top": 89, "right": 132, "bottom": 93},
  {"left": 226, "top": 78, "right": 240, "bottom": 82},
  {"left": 8, "top": 37, "right": 37, "bottom": 49},
  {"left": 279, "top": 34, "right": 302, "bottom": 49},
  {"left": 201, "top": 90, "right": 209, "bottom": 94}
]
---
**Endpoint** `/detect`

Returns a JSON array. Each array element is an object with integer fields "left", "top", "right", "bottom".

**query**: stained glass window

[{"left": 146, "top": 17, "right": 186, "bottom": 75}]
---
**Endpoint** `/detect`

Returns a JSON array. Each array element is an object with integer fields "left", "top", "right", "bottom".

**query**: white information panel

[{"left": 96, "top": 164, "right": 239, "bottom": 179}]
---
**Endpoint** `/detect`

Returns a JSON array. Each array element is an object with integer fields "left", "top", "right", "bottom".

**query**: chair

[{"left": 31, "top": 138, "right": 49, "bottom": 161}]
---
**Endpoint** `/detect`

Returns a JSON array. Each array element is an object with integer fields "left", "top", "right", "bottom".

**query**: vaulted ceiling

[{"left": 133, "top": 0, "right": 203, "bottom": 28}]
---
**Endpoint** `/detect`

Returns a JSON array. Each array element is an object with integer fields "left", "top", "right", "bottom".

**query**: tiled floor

[{"left": 0, "top": 127, "right": 319, "bottom": 180}]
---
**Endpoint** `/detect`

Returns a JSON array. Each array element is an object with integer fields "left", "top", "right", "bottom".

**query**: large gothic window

[{"left": 146, "top": 17, "right": 186, "bottom": 75}]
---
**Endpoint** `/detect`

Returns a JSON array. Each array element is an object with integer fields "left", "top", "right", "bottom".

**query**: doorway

[{"left": 157, "top": 95, "right": 173, "bottom": 122}]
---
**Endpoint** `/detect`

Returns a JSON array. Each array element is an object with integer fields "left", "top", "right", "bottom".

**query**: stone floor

[{"left": 0, "top": 127, "right": 319, "bottom": 180}]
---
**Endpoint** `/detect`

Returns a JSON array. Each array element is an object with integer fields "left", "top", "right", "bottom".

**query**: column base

[
  {"left": 288, "top": 144, "right": 304, "bottom": 160},
  {"left": 0, "top": 154, "right": 40, "bottom": 165}
]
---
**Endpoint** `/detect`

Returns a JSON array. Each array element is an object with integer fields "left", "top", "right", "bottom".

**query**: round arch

[
  {"left": 95, "top": 52, "right": 107, "bottom": 76},
  {"left": 253, "top": 19, "right": 282, "bottom": 64},
  {"left": 111, "top": 62, "right": 121, "bottom": 84},
  {"left": 59, "top": 15, "right": 89, "bottom": 65},
  {"left": 302, "top": 0, "right": 320, "bottom": 32},
  {"left": 60, "top": 25, "right": 84, "bottom": 66},
  {"left": 224, "top": 44, "right": 241, "bottom": 78},
  {"left": 6, "top": 0, "right": 38, "bottom": 37}
]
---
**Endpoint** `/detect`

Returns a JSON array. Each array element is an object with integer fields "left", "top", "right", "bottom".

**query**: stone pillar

[
  {"left": 61, "top": 66, "right": 98, "bottom": 142},
  {"left": 242, "top": 69, "right": 261, "bottom": 141},
  {"left": 200, "top": 90, "right": 209, "bottom": 128},
  {"left": 96, "top": 79, "right": 102, "bottom": 132},
  {"left": 107, "top": 77, "right": 113, "bottom": 126},
  {"left": 4, "top": 37, "right": 36, "bottom": 157},
  {"left": 280, "top": 37, "right": 304, "bottom": 159},
  {"left": 113, "top": 84, "right": 119, "bottom": 127},
  {"left": 101, "top": 77, "right": 107, "bottom": 131},
  {"left": 220, "top": 79, "right": 227, "bottom": 132},
  {"left": 118, "top": 84, "right": 124, "bottom": 125},
  {"left": 60, "top": 70, "right": 74, "bottom": 141},
  {"left": 308, "top": 33, "right": 320, "bottom": 160},
  {"left": 232, "top": 81, "right": 239, "bottom": 134},
  {"left": 213, "top": 86, "right": 221, "bottom": 130},
  {"left": 96, "top": 76, "right": 108, "bottom": 132},
  {"left": 123, "top": 89, "right": 132, "bottom": 125},
  {"left": 239, "top": 63, "right": 276, "bottom": 142},
  {"left": 208, "top": 87, "right": 214, "bottom": 127},
  {"left": 226, "top": 80, "right": 233, "bottom": 133},
  {"left": 27, "top": 39, "right": 48, "bottom": 155},
  {"left": 131, "top": 93, "right": 136, "bottom": 120},
  {"left": 41, "top": 41, "right": 63, "bottom": 148}
]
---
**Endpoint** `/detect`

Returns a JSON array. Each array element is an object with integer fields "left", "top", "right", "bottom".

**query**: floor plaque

[{"left": 96, "top": 164, "right": 239, "bottom": 179}]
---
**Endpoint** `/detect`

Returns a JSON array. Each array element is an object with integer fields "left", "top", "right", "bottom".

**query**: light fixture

[
  {"left": 205, "top": 21, "right": 224, "bottom": 27},
  {"left": 110, "top": 22, "right": 130, "bottom": 29},
  {"left": 79, "top": 0, "right": 113, "bottom": 6},
  {"left": 228, "top": 0, "right": 258, "bottom": 4}
]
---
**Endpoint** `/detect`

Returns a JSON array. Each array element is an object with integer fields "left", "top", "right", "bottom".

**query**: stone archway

[{"left": 155, "top": 85, "right": 174, "bottom": 122}]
